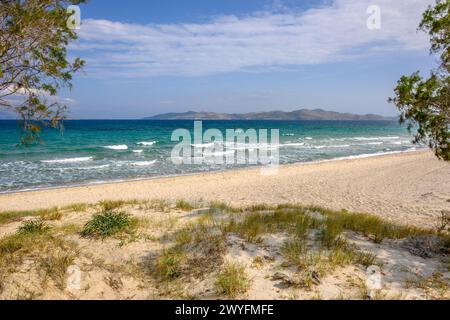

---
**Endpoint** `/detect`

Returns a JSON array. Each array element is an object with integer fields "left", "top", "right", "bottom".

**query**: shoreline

[
  {"left": 1, "top": 150, "right": 449, "bottom": 228},
  {"left": 0, "top": 148, "right": 421, "bottom": 196}
]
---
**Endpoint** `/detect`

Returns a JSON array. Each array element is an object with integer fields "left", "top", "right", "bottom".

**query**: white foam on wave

[
  {"left": 46, "top": 164, "right": 110, "bottom": 171},
  {"left": 280, "top": 142, "right": 306, "bottom": 147},
  {"left": 204, "top": 150, "right": 236, "bottom": 157},
  {"left": 131, "top": 160, "right": 157, "bottom": 166},
  {"left": 304, "top": 137, "right": 313, "bottom": 140},
  {"left": 104, "top": 145, "right": 128, "bottom": 150},
  {"left": 230, "top": 143, "right": 279, "bottom": 151},
  {"left": 137, "top": 141, "right": 157, "bottom": 146},
  {"left": 367, "top": 142, "right": 383, "bottom": 145},
  {"left": 351, "top": 136, "right": 400, "bottom": 141},
  {"left": 191, "top": 142, "right": 215, "bottom": 148},
  {"left": 41, "top": 157, "right": 93, "bottom": 164},
  {"left": 283, "top": 133, "right": 295, "bottom": 136},
  {"left": 313, "top": 144, "right": 350, "bottom": 149},
  {"left": 74, "top": 164, "right": 110, "bottom": 170},
  {"left": 133, "top": 150, "right": 144, "bottom": 153}
]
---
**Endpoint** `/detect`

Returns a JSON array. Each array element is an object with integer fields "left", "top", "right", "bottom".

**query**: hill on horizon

[{"left": 144, "top": 108, "right": 396, "bottom": 121}]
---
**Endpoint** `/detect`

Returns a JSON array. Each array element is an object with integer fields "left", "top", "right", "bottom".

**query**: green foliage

[
  {"left": 0, "top": 0, "right": 86, "bottom": 144},
  {"left": 389, "top": 0, "right": 449, "bottom": 160},
  {"left": 0, "top": 210, "right": 35, "bottom": 225},
  {"left": 156, "top": 247, "right": 185, "bottom": 280},
  {"left": 175, "top": 199, "right": 194, "bottom": 211},
  {"left": 215, "top": 262, "right": 250, "bottom": 298},
  {"left": 18, "top": 219, "right": 50, "bottom": 234},
  {"left": 318, "top": 218, "right": 344, "bottom": 248},
  {"left": 420, "top": 0, "right": 450, "bottom": 66},
  {"left": 281, "top": 239, "right": 306, "bottom": 265},
  {"left": 37, "top": 207, "right": 62, "bottom": 221},
  {"left": 81, "top": 211, "right": 134, "bottom": 238},
  {"left": 99, "top": 200, "right": 126, "bottom": 212}
]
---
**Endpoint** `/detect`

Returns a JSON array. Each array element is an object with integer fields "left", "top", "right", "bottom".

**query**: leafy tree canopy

[
  {"left": 0, "top": 0, "right": 85, "bottom": 144},
  {"left": 389, "top": 0, "right": 449, "bottom": 160}
]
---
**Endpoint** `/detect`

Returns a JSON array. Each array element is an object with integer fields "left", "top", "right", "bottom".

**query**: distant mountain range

[{"left": 144, "top": 109, "right": 396, "bottom": 121}]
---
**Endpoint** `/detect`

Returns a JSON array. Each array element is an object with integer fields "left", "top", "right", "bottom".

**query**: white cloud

[
  {"left": 0, "top": 86, "right": 76, "bottom": 107},
  {"left": 72, "top": 0, "right": 433, "bottom": 77}
]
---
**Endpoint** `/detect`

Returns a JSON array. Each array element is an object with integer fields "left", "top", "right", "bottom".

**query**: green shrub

[
  {"left": 318, "top": 218, "right": 344, "bottom": 248},
  {"left": 215, "top": 262, "right": 250, "bottom": 298},
  {"left": 281, "top": 240, "right": 306, "bottom": 265},
  {"left": 81, "top": 211, "right": 134, "bottom": 238},
  {"left": 18, "top": 220, "right": 49, "bottom": 234},
  {"left": 38, "top": 207, "right": 62, "bottom": 221},
  {"left": 98, "top": 200, "right": 126, "bottom": 212},
  {"left": 175, "top": 200, "right": 194, "bottom": 211},
  {"left": 156, "top": 247, "right": 185, "bottom": 280}
]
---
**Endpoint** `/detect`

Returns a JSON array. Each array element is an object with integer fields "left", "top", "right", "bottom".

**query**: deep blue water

[{"left": 0, "top": 120, "right": 419, "bottom": 193}]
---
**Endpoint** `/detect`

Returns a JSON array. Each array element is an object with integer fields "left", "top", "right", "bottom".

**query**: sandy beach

[
  {"left": 1, "top": 150, "right": 449, "bottom": 300},
  {"left": 1, "top": 150, "right": 449, "bottom": 228}
]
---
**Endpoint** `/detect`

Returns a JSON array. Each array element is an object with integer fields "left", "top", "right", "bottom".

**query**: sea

[{"left": 0, "top": 120, "right": 421, "bottom": 193}]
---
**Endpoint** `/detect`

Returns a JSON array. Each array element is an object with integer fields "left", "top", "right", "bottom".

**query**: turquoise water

[{"left": 0, "top": 120, "right": 419, "bottom": 193}]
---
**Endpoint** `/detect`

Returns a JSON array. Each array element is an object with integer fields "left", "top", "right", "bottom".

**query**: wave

[
  {"left": 280, "top": 142, "right": 305, "bottom": 147},
  {"left": 191, "top": 142, "right": 215, "bottom": 148},
  {"left": 313, "top": 144, "right": 351, "bottom": 149},
  {"left": 231, "top": 143, "right": 278, "bottom": 151},
  {"left": 103, "top": 145, "right": 128, "bottom": 150},
  {"left": 41, "top": 157, "right": 94, "bottom": 164},
  {"left": 283, "top": 133, "right": 295, "bottom": 136},
  {"left": 77, "top": 164, "right": 110, "bottom": 170},
  {"left": 133, "top": 150, "right": 144, "bottom": 153},
  {"left": 137, "top": 141, "right": 157, "bottom": 146},
  {"left": 351, "top": 136, "right": 400, "bottom": 141},
  {"left": 204, "top": 150, "right": 235, "bottom": 157},
  {"left": 46, "top": 164, "right": 110, "bottom": 171},
  {"left": 130, "top": 160, "right": 157, "bottom": 166}
]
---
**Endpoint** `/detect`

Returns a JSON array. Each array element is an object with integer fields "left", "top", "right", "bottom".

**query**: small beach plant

[{"left": 81, "top": 211, "right": 134, "bottom": 238}]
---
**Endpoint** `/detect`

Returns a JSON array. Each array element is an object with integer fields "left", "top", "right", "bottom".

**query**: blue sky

[{"left": 60, "top": 0, "right": 436, "bottom": 119}]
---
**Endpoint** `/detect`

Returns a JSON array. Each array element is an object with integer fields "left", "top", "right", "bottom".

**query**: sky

[{"left": 56, "top": 0, "right": 438, "bottom": 119}]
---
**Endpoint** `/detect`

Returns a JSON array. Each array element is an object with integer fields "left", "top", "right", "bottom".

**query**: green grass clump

[
  {"left": 0, "top": 232, "right": 31, "bottom": 255},
  {"left": 309, "top": 207, "right": 428, "bottom": 243},
  {"left": 0, "top": 225, "right": 76, "bottom": 277},
  {"left": 63, "top": 203, "right": 90, "bottom": 212},
  {"left": 293, "top": 214, "right": 317, "bottom": 239},
  {"left": 318, "top": 218, "right": 344, "bottom": 248},
  {"left": 0, "top": 210, "right": 34, "bottom": 226},
  {"left": 246, "top": 204, "right": 275, "bottom": 212},
  {"left": 0, "top": 208, "right": 61, "bottom": 226},
  {"left": 175, "top": 228, "right": 193, "bottom": 246},
  {"left": 175, "top": 200, "right": 195, "bottom": 211},
  {"left": 145, "top": 199, "right": 170, "bottom": 212},
  {"left": 281, "top": 240, "right": 306, "bottom": 265},
  {"left": 98, "top": 200, "right": 126, "bottom": 212},
  {"left": 18, "top": 220, "right": 50, "bottom": 234},
  {"left": 156, "top": 247, "right": 185, "bottom": 280},
  {"left": 209, "top": 201, "right": 241, "bottom": 213},
  {"left": 215, "top": 262, "right": 250, "bottom": 298},
  {"left": 40, "top": 252, "right": 76, "bottom": 289},
  {"left": 38, "top": 207, "right": 62, "bottom": 221},
  {"left": 81, "top": 211, "right": 135, "bottom": 238}
]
